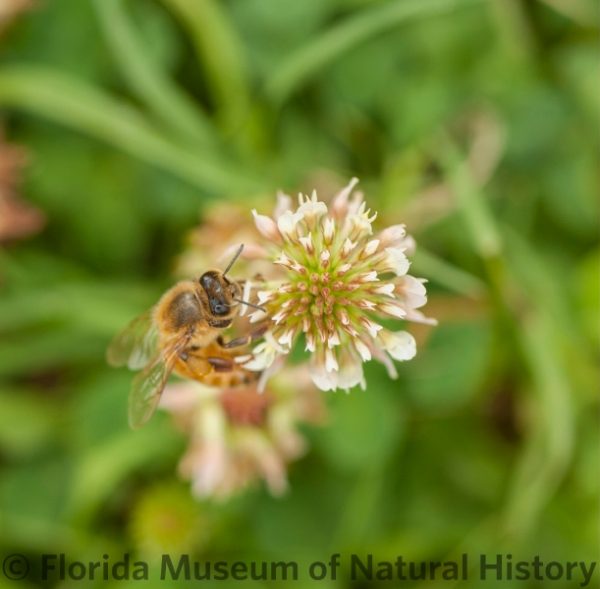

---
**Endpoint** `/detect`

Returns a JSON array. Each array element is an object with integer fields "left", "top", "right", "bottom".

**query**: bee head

[{"left": 198, "top": 271, "right": 241, "bottom": 324}]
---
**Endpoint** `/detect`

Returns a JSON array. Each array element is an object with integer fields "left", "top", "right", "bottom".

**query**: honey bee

[{"left": 107, "top": 245, "right": 266, "bottom": 429}]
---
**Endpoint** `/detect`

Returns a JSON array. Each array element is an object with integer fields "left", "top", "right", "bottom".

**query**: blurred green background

[{"left": 0, "top": 0, "right": 598, "bottom": 587}]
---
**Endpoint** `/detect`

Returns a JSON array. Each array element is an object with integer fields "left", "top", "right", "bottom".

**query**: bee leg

[
  {"left": 217, "top": 323, "right": 269, "bottom": 350},
  {"left": 178, "top": 344, "right": 201, "bottom": 361},
  {"left": 207, "top": 356, "right": 235, "bottom": 373},
  {"left": 216, "top": 335, "right": 250, "bottom": 349},
  {"left": 249, "top": 321, "right": 269, "bottom": 340}
]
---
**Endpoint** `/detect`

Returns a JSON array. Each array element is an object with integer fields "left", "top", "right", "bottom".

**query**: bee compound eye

[{"left": 212, "top": 302, "right": 229, "bottom": 316}]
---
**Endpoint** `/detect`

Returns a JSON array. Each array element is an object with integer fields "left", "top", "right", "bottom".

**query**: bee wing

[
  {"left": 107, "top": 310, "right": 159, "bottom": 370},
  {"left": 128, "top": 336, "right": 190, "bottom": 429}
]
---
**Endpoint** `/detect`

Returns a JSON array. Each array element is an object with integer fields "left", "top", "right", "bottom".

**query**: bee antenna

[
  {"left": 234, "top": 298, "right": 266, "bottom": 313},
  {"left": 222, "top": 244, "right": 244, "bottom": 277}
]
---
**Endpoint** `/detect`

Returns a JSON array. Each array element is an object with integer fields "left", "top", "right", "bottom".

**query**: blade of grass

[
  {"left": 160, "top": 0, "right": 250, "bottom": 133},
  {"left": 0, "top": 329, "right": 106, "bottom": 377},
  {"left": 412, "top": 247, "right": 487, "bottom": 298},
  {"left": 441, "top": 138, "right": 575, "bottom": 539},
  {"left": 439, "top": 136, "right": 502, "bottom": 261},
  {"left": 0, "top": 282, "right": 153, "bottom": 333},
  {"left": 266, "top": 0, "right": 488, "bottom": 104},
  {"left": 503, "top": 226, "right": 598, "bottom": 383},
  {"left": 93, "top": 0, "right": 216, "bottom": 147},
  {"left": 0, "top": 66, "right": 262, "bottom": 194},
  {"left": 501, "top": 311, "right": 574, "bottom": 538},
  {"left": 489, "top": 0, "right": 536, "bottom": 64}
]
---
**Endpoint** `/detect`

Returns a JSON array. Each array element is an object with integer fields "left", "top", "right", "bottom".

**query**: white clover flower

[
  {"left": 377, "top": 330, "right": 417, "bottom": 361},
  {"left": 246, "top": 178, "right": 436, "bottom": 392},
  {"left": 242, "top": 332, "right": 289, "bottom": 371}
]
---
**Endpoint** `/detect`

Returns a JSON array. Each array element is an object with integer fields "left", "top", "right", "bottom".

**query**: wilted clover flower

[
  {"left": 0, "top": 133, "right": 44, "bottom": 243},
  {"left": 159, "top": 369, "right": 324, "bottom": 500},
  {"left": 246, "top": 178, "right": 435, "bottom": 392}
]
